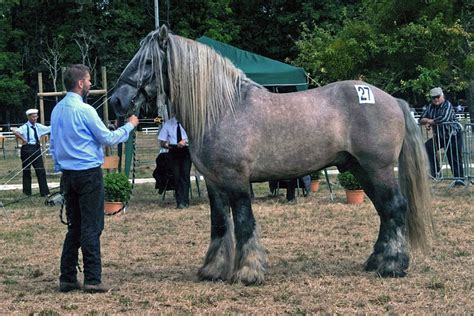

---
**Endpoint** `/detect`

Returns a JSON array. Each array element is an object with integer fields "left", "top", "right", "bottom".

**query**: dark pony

[{"left": 110, "top": 26, "right": 433, "bottom": 284}]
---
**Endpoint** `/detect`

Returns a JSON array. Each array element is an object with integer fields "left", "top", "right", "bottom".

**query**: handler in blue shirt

[
  {"left": 13, "top": 108, "right": 51, "bottom": 196},
  {"left": 50, "top": 64, "right": 139, "bottom": 293}
]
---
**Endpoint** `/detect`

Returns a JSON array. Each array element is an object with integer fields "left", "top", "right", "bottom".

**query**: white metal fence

[{"left": 420, "top": 121, "right": 473, "bottom": 186}]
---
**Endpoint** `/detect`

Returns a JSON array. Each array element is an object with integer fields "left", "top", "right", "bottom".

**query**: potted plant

[
  {"left": 310, "top": 171, "right": 322, "bottom": 192},
  {"left": 104, "top": 172, "right": 132, "bottom": 215},
  {"left": 336, "top": 171, "right": 364, "bottom": 204}
]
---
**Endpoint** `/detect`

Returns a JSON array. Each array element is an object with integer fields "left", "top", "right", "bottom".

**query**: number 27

[{"left": 358, "top": 86, "right": 371, "bottom": 101}]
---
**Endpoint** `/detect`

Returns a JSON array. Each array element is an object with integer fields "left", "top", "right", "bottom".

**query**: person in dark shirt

[{"left": 419, "top": 87, "right": 464, "bottom": 185}]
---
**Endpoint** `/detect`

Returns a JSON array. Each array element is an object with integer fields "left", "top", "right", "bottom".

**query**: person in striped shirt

[{"left": 419, "top": 87, "right": 464, "bottom": 185}]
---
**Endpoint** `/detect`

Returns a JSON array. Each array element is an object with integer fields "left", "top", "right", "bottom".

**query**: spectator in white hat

[
  {"left": 419, "top": 87, "right": 464, "bottom": 185},
  {"left": 12, "top": 108, "right": 51, "bottom": 196}
]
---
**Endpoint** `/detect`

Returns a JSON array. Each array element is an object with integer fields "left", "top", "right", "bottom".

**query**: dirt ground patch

[{"left": 0, "top": 183, "right": 472, "bottom": 314}]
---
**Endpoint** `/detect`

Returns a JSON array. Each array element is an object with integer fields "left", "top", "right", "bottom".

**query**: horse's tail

[{"left": 397, "top": 98, "right": 434, "bottom": 251}]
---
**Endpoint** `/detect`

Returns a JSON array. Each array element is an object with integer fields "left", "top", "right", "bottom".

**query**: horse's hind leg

[
  {"left": 351, "top": 165, "right": 410, "bottom": 277},
  {"left": 228, "top": 186, "right": 267, "bottom": 285},
  {"left": 197, "top": 180, "right": 235, "bottom": 281}
]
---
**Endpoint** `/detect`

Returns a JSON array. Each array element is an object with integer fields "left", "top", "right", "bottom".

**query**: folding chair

[
  {"left": 153, "top": 153, "right": 201, "bottom": 201},
  {"left": 102, "top": 155, "right": 120, "bottom": 171}
]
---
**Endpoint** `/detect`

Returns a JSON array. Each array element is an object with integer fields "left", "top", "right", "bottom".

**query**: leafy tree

[
  {"left": 231, "top": 0, "right": 358, "bottom": 61},
  {"left": 1, "top": 0, "right": 471, "bottom": 122},
  {"left": 294, "top": 0, "right": 472, "bottom": 106},
  {"left": 166, "top": 0, "right": 238, "bottom": 42},
  {"left": 0, "top": 0, "right": 30, "bottom": 124}
]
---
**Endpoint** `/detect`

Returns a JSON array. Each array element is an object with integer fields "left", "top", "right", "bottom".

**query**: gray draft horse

[{"left": 110, "top": 26, "right": 433, "bottom": 285}]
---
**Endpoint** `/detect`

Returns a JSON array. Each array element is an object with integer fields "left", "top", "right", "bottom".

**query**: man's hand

[
  {"left": 12, "top": 129, "right": 27, "bottom": 144},
  {"left": 419, "top": 118, "right": 434, "bottom": 126},
  {"left": 177, "top": 139, "right": 187, "bottom": 148},
  {"left": 128, "top": 115, "right": 139, "bottom": 127}
]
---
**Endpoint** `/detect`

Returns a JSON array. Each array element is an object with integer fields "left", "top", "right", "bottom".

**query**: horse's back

[
  {"left": 197, "top": 80, "right": 406, "bottom": 182},
  {"left": 252, "top": 80, "right": 405, "bottom": 153}
]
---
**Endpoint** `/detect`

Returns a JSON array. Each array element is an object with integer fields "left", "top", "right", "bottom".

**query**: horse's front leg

[
  {"left": 198, "top": 180, "right": 235, "bottom": 281},
  {"left": 228, "top": 186, "right": 267, "bottom": 285}
]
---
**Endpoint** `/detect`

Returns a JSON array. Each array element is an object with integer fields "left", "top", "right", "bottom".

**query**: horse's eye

[{"left": 146, "top": 60, "right": 152, "bottom": 65}]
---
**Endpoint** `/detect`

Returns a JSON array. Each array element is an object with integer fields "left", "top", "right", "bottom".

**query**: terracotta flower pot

[
  {"left": 104, "top": 201, "right": 124, "bottom": 215},
  {"left": 310, "top": 180, "right": 320, "bottom": 192},
  {"left": 345, "top": 189, "right": 364, "bottom": 204}
]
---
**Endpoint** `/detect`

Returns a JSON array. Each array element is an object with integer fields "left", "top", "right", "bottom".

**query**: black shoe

[
  {"left": 83, "top": 283, "right": 109, "bottom": 293},
  {"left": 59, "top": 280, "right": 82, "bottom": 292},
  {"left": 454, "top": 180, "right": 466, "bottom": 186}
]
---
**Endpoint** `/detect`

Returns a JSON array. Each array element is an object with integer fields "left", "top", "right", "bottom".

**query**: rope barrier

[{"left": 0, "top": 146, "right": 48, "bottom": 186}]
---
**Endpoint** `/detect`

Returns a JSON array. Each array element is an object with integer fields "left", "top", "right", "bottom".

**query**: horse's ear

[{"left": 159, "top": 25, "right": 169, "bottom": 48}]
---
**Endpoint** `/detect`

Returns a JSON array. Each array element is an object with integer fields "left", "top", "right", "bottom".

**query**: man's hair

[{"left": 63, "top": 64, "right": 90, "bottom": 91}]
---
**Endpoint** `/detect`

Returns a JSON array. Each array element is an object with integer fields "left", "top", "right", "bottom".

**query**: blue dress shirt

[
  {"left": 158, "top": 117, "right": 189, "bottom": 145},
  {"left": 50, "top": 92, "right": 134, "bottom": 171},
  {"left": 16, "top": 122, "right": 50, "bottom": 145}
]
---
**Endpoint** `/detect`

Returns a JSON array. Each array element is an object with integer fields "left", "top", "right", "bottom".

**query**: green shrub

[
  {"left": 104, "top": 173, "right": 132, "bottom": 203},
  {"left": 336, "top": 171, "right": 362, "bottom": 190},
  {"left": 310, "top": 171, "right": 322, "bottom": 180}
]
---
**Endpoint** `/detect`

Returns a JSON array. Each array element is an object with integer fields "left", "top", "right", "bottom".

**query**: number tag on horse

[{"left": 354, "top": 85, "right": 375, "bottom": 104}]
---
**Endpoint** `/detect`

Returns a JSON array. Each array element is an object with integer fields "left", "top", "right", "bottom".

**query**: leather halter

[{"left": 118, "top": 75, "right": 155, "bottom": 117}]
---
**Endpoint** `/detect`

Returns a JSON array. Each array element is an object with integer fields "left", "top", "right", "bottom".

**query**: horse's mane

[
  {"left": 166, "top": 34, "right": 255, "bottom": 145},
  {"left": 132, "top": 30, "right": 258, "bottom": 145}
]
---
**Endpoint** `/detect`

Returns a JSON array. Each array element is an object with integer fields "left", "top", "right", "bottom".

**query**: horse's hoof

[
  {"left": 197, "top": 264, "right": 230, "bottom": 282},
  {"left": 365, "top": 251, "right": 409, "bottom": 277},
  {"left": 231, "top": 267, "right": 265, "bottom": 286},
  {"left": 365, "top": 252, "right": 383, "bottom": 272},
  {"left": 376, "top": 264, "right": 408, "bottom": 278}
]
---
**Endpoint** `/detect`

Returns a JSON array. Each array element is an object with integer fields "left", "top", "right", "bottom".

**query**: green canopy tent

[{"left": 197, "top": 36, "right": 308, "bottom": 91}]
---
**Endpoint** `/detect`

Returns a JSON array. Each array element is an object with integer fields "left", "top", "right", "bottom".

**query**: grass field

[{"left": 0, "top": 180, "right": 472, "bottom": 314}]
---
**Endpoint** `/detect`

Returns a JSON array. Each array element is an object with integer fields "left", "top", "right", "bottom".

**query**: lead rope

[
  {"left": 131, "top": 130, "right": 137, "bottom": 190},
  {"left": 106, "top": 102, "right": 140, "bottom": 216},
  {"left": 115, "top": 128, "right": 137, "bottom": 215}
]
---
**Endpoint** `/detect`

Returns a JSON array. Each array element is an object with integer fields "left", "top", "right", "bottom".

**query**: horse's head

[{"left": 110, "top": 25, "right": 170, "bottom": 117}]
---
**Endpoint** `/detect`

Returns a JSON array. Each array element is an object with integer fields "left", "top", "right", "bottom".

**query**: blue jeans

[{"left": 60, "top": 167, "right": 104, "bottom": 285}]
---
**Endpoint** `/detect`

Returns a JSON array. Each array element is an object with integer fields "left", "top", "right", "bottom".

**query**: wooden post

[
  {"left": 38, "top": 72, "right": 45, "bottom": 125},
  {"left": 102, "top": 66, "right": 109, "bottom": 125},
  {"left": 101, "top": 66, "right": 112, "bottom": 156},
  {"left": 37, "top": 72, "right": 48, "bottom": 169}
]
